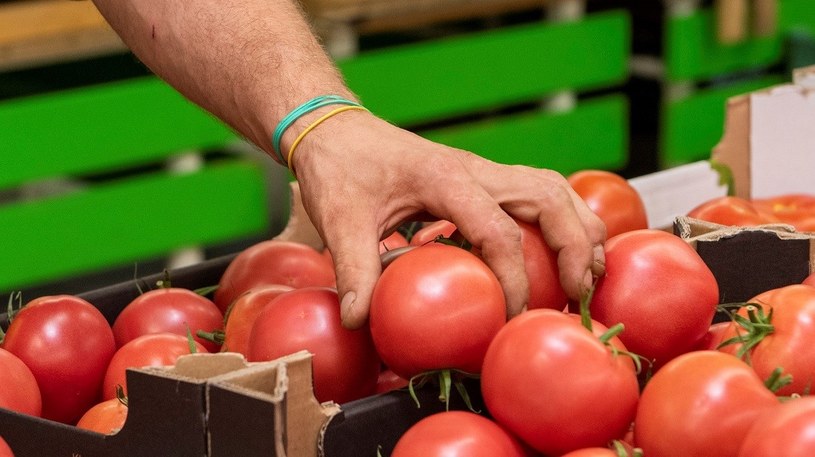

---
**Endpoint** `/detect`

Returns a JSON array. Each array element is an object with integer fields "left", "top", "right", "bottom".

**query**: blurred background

[{"left": 1, "top": 0, "right": 813, "bottom": 301}]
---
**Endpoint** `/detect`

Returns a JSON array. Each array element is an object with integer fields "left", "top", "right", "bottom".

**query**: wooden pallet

[
  {"left": 0, "top": 0, "right": 125, "bottom": 71},
  {"left": 0, "top": 0, "right": 550, "bottom": 71}
]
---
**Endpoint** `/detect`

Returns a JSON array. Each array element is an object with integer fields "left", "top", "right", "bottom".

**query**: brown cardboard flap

[
  {"left": 207, "top": 350, "right": 339, "bottom": 457},
  {"left": 139, "top": 352, "right": 250, "bottom": 380},
  {"left": 675, "top": 216, "right": 815, "bottom": 307}
]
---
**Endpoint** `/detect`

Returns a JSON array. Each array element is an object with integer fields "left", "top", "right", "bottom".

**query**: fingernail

[
  {"left": 340, "top": 291, "right": 357, "bottom": 324},
  {"left": 592, "top": 244, "right": 606, "bottom": 276}
]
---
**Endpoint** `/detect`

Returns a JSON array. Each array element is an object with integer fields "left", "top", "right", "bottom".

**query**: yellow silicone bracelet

[{"left": 286, "top": 105, "right": 368, "bottom": 174}]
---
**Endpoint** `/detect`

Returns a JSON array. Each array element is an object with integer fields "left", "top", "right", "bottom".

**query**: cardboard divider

[
  {"left": 0, "top": 352, "right": 251, "bottom": 456},
  {"left": 675, "top": 216, "right": 815, "bottom": 320}
]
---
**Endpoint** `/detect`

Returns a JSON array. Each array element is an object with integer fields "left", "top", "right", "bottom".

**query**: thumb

[{"left": 324, "top": 226, "right": 382, "bottom": 330}]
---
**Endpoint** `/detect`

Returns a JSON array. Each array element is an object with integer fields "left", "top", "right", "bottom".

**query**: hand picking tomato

[
  {"left": 687, "top": 196, "right": 777, "bottom": 227},
  {"left": 76, "top": 397, "right": 128, "bottom": 435},
  {"left": 214, "top": 240, "right": 336, "bottom": 313},
  {"left": 112, "top": 287, "right": 224, "bottom": 352},
  {"left": 219, "top": 285, "right": 293, "bottom": 356},
  {"left": 0, "top": 348, "right": 41, "bottom": 417},
  {"left": 247, "top": 287, "right": 380, "bottom": 404},
  {"left": 2, "top": 295, "right": 116, "bottom": 424},
  {"left": 581, "top": 229, "right": 719, "bottom": 368},
  {"left": 369, "top": 243, "right": 506, "bottom": 379},
  {"left": 717, "top": 284, "right": 815, "bottom": 396},
  {"left": 391, "top": 411, "right": 528, "bottom": 457},
  {"left": 737, "top": 396, "right": 815, "bottom": 457},
  {"left": 634, "top": 350, "right": 779, "bottom": 457},
  {"left": 102, "top": 332, "right": 207, "bottom": 400},
  {"left": 481, "top": 309, "right": 639, "bottom": 456},
  {"left": 567, "top": 169, "right": 648, "bottom": 238}
]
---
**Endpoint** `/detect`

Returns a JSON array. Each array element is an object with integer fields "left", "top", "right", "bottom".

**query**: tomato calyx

[
  {"left": 718, "top": 303, "right": 775, "bottom": 361},
  {"left": 407, "top": 369, "right": 480, "bottom": 413},
  {"left": 611, "top": 440, "right": 643, "bottom": 457},
  {"left": 763, "top": 367, "right": 794, "bottom": 394}
]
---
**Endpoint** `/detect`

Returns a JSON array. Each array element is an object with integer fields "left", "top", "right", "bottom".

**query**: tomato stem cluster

[{"left": 407, "top": 369, "right": 480, "bottom": 413}]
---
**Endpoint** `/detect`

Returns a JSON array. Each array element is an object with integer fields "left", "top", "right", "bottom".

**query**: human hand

[{"left": 287, "top": 109, "right": 606, "bottom": 329}]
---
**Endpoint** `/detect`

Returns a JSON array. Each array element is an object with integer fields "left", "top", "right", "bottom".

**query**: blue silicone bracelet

[{"left": 271, "top": 95, "right": 361, "bottom": 164}]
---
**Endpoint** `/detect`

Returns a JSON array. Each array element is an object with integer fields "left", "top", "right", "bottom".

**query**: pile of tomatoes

[{"left": 1, "top": 170, "right": 815, "bottom": 457}]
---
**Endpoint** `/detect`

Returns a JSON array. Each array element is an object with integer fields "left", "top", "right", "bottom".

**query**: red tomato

[
  {"left": 112, "top": 287, "right": 223, "bottom": 353},
  {"left": 0, "top": 348, "right": 41, "bottom": 417},
  {"left": 567, "top": 169, "right": 648, "bottom": 238},
  {"left": 517, "top": 220, "right": 566, "bottom": 310},
  {"left": 634, "top": 350, "right": 779, "bottom": 457},
  {"left": 408, "top": 220, "right": 457, "bottom": 246},
  {"left": 718, "top": 284, "right": 815, "bottom": 396},
  {"left": 76, "top": 397, "right": 128, "bottom": 435},
  {"left": 802, "top": 272, "right": 815, "bottom": 287},
  {"left": 102, "top": 332, "right": 207, "bottom": 400},
  {"left": 379, "top": 231, "right": 409, "bottom": 253},
  {"left": 580, "top": 229, "right": 719, "bottom": 368},
  {"left": 687, "top": 196, "right": 777, "bottom": 227},
  {"left": 370, "top": 243, "right": 506, "bottom": 379},
  {"left": 376, "top": 369, "right": 409, "bottom": 394},
  {"left": 738, "top": 396, "right": 815, "bottom": 457},
  {"left": 214, "top": 240, "right": 336, "bottom": 313},
  {"left": 0, "top": 437, "right": 12, "bottom": 457},
  {"left": 247, "top": 287, "right": 380, "bottom": 404},
  {"left": 752, "top": 194, "right": 815, "bottom": 232},
  {"left": 481, "top": 309, "right": 639, "bottom": 456},
  {"left": 391, "top": 411, "right": 528, "bottom": 457},
  {"left": 560, "top": 449, "right": 618, "bottom": 457},
  {"left": 220, "top": 285, "right": 293, "bottom": 356},
  {"left": 2, "top": 295, "right": 116, "bottom": 424},
  {"left": 694, "top": 321, "right": 731, "bottom": 351}
]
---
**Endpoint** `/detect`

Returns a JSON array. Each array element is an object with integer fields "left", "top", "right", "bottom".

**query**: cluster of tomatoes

[{"left": 1, "top": 170, "right": 814, "bottom": 457}]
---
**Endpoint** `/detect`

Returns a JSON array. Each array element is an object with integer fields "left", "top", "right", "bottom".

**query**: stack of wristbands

[{"left": 271, "top": 95, "right": 368, "bottom": 173}]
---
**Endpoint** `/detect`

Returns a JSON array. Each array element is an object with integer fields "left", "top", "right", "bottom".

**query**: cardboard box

[
  {"left": 674, "top": 216, "right": 815, "bottom": 321},
  {"left": 712, "top": 65, "right": 815, "bottom": 200}
]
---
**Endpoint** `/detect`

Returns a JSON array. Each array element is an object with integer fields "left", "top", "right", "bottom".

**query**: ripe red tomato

[
  {"left": 687, "top": 196, "right": 777, "bottom": 227},
  {"left": 718, "top": 284, "right": 815, "bottom": 396},
  {"left": 76, "top": 397, "right": 128, "bottom": 435},
  {"left": 738, "top": 396, "right": 815, "bottom": 457},
  {"left": 580, "top": 229, "right": 719, "bottom": 368},
  {"left": 112, "top": 287, "right": 224, "bottom": 353},
  {"left": 694, "top": 321, "right": 731, "bottom": 351},
  {"left": 567, "top": 169, "right": 648, "bottom": 238},
  {"left": 0, "top": 437, "right": 12, "bottom": 457},
  {"left": 214, "top": 240, "right": 336, "bottom": 313},
  {"left": 634, "top": 350, "right": 779, "bottom": 457},
  {"left": 408, "top": 220, "right": 457, "bottom": 246},
  {"left": 2, "top": 295, "right": 116, "bottom": 424},
  {"left": 802, "top": 272, "right": 815, "bottom": 287},
  {"left": 102, "top": 332, "right": 207, "bottom": 400},
  {"left": 247, "top": 287, "right": 380, "bottom": 404},
  {"left": 560, "top": 449, "right": 618, "bottom": 457},
  {"left": 376, "top": 369, "right": 409, "bottom": 394},
  {"left": 370, "top": 243, "right": 506, "bottom": 379},
  {"left": 0, "top": 348, "right": 41, "bottom": 417},
  {"left": 220, "top": 285, "right": 293, "bottom": 356},
  {"left": 391, "top": 411, "right": 528, "bottom": 457},
  {"left": 481, "top": 309, "right": 639, "bottom": 456},
  {"left": 752, "top": 194, "right": 815, "bottom": 232},
  {"left": 516, "top": 220, "right": 566, "bottom": 310}
]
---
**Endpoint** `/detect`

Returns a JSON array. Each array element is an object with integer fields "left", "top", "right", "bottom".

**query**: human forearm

[{"left": 91, "top": 0, "right": 355, "bottom": 155}]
